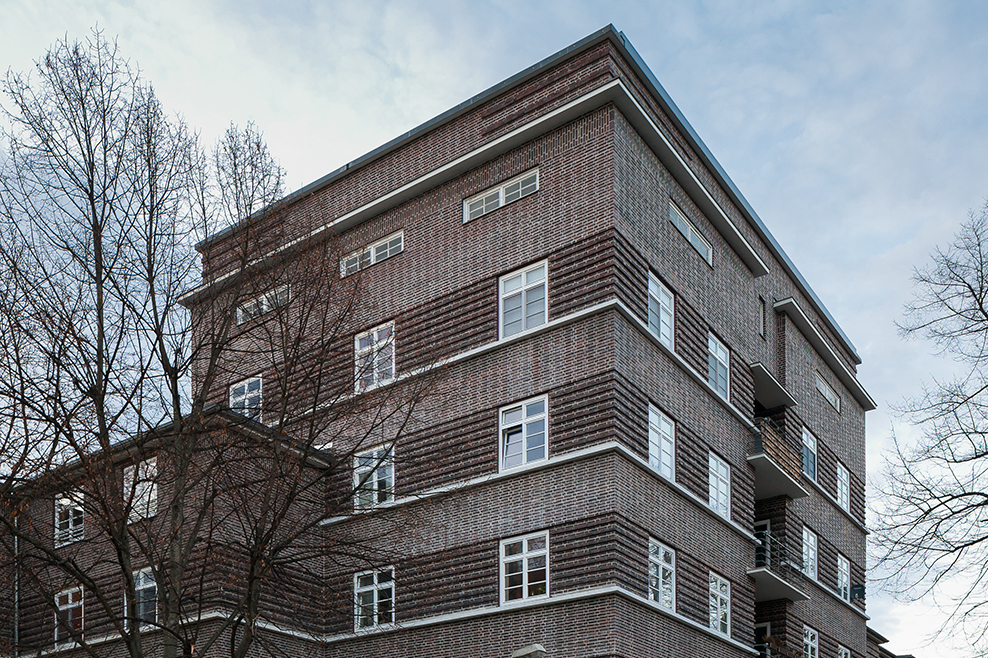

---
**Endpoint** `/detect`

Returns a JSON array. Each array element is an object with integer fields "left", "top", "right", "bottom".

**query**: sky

[{"left": 2, "top": 1, "right": 987, "bottom": 655}]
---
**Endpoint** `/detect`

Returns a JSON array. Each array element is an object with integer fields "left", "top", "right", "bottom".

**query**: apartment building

[{"left": 2, "top": 25, "right": 878, "bottom": 658}]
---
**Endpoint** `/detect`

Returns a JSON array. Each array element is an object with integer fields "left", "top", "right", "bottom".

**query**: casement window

[
  {"left": 500, "top": 396, "right": 547, "bottom": 470},
  {"left": 354, "top": 568, "right": 394, "bottom": 630},
  {"left": 124, "top": 458, "right": 157, "bottom": 522},
  {"left": 55, "top": 586, "right": 83, "bottom": 644},
  {"left": 499, "top": 262, "right": 547, "bottom": 338},
  {"left": 708, "top": 572, "right": 730, "bottom": 635},
  {"left": 353, "top": 445, "right": 394, "bottom": 510},
  {"left": 708, "top": 452, "right": 731, "bottom": 519},
  {"left": 236, "top": 286, "right": 289, "bottom": 324},
  {"left": 707, "top": 334, "right": 730, "bottom": 400},
  {"left": 803, "top": 625, "right": 819, "bottom": 658},
  {"left": 341, "top": 231, "right": 404, "bottom": 276},
  {"left": 126, "top": 568, "right": 157, "bottom": 630},
  {"left": 647, "top": 273, "right": 674, "bottom": 348},
  {"left": 837, "top": 462, "right": 851, "bottom": 512},
  {"left": 838, "top": 645, "right": 851, "bottom": 658},
  {"left": 670, "top": 202, "right": 712, "bottom": 264},
  {"left": 801, "top": 427, "right": 818, "bottom": 481},
  {"left": 648, "top": 404, "right": 675, "bottom": 480},
  {"left": 55, "top": 491, "right": 84, "bottom": 546},
  {"left": 464, "top": 170, "right": 538, "bottom": 223},
  {"left": 230, "top": 376, "right": 263, "bottom": 420},
  {"left": 816, "top": 372, "right": 841, "bottom": 412},
  {"left": 354, "top": 322, "right": 395, "bottom": 391},
  {"left": 802, "top": 526, "right": 818, "bottom": 580},
  {"left": 837, "top": 553, "right": 851, "bottom": 602},
  {"left": 500, "top": 531, "right": 548, "bottom": 604},
  {"left": 648, "top": 539, "right": 675, "bottom": 611}
]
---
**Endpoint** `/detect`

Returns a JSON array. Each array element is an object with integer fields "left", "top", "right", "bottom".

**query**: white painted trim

[
  {"left": 803, "top": 472, "right": 869, "bottom": 534},
  {"left": 800, "top": 575, "right": 871, "bottom": 621}
]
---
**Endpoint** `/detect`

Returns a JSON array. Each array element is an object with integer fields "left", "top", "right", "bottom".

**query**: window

[
  {"left": 126, "top": 568, "right": 157, "bottom": 630},
  {"left": 803, "top": 625, "right": 819, "bottom": 658},
  {"left": 837, "top": 463, "right": 851, "bottom": 512},
  {"left": 236, "top": 286, "right": 289, "bottom": 324},
  {"left": 123, "top": 458, "right": 157, "bottom": 522},
  {"left": 648, "top": 539, "right": 675, "bottom": 610},
  {"left": 837, "top": 553, "right": 851, "bottom": 602},
  {"left": 55, "top": 491, "right": 84, "bottom": 547},
  {"left": 55, "top": 586, "right": 83, "bottom": 644},
  {"left": 647, "top": 273, "right": 674, "bottom": 348},
  {"left": 354, "top": 322, "right": 395, "bottom": 391},
  {"left": 353, "top": 445, "right": 394, "bottom": 510},
  {"left": 758, "top": 296, "right": 767, "bottom": 338},
  {"left": 464, "top": 170, "right": 538, "bottom": 223},
  {"left": 838, "top": 645, "right": 851, "bottom": 658},
  {"left": 802, "top": 526, "right": 818, "bottom": 580},
  {"left": 341, "top": 231, "right": 404, "bottom": 276},
  {"left": 499, "top": 262, "right": 547, "bottom": 338},
  {"left": 755, "top": 623, "right": 771, "bottom": 658},
  {"left": 816, "top": 372, "right": 841, "bottom": 412},
  {"left": 708, "top": 572, "right": 730, "bottom": 635},
  {"left": 707, "top": 334, "right": 730, "bottom": 400},
  {"left": 801, "top": 427, "right": 817, "bottom": 481},
  {"left": 648, "top": 404, "right": 675, "bottom": 480},
  {"left": 230, "top": 376, "right": 263, "bottom": 420},
  {"left": 500, "top": 531, "right": 548, "bottom": 604},
  {"left": 670, "top": 202, "right": 712, "bottom": 264},
  {"left": 354, "top": 568, "right": 394, "bottom": 630},
  {"left": 500, "top": 396, "right": 547, "bottom": 470},
  {"left": 708, "top": 452, "right": 731, "bottom": 519}
]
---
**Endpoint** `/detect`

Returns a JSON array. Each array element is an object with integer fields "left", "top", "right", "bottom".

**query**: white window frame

[
  {"left": 229, "top": 376, "right": 263, "bottom": 420},
  {"left": 707, "top": 334, "right": 730, "bottom": 400},
  {"left": 340, "top": 231, "right": 404, "bottom": 277},
  {"left": 837, "top": 553, "right": 851, "bottom": 602},
  {"left": 236, "top": 286, "right": 289, "bottom": 325},
  {"left": 54, "top": 491, "right": 84, "bottom": 547},
  {"left": 463, "top": 169, "right": 539, "bottom": 223},
  {"left": 648, "top": 539, "right": 675, "bottom": 611},
  {"left": 802, "top": 526, "right": 818, "bottom": 580},
  {"left": 816, "top": 372, "right": 841, "bottom": 412},
  {"left": 837, "top": 645, "right": 851, "bottom": 658},
  {"left": 353, "top": 445, "right": 395, "bottom": 510},
  {"left": 499, "top": 261, "right": 547, "bottom": 339},
  {"left": 837, "top": 462, "right": 850, "bottom": 512},
  {"left": 647, "top": 272, "right": 674, "bottom": 349},
  {"left": 55, "top": 586, "right": 83, "bottom": 644},
  {"left": 708, "top": 571, "right": 731, "bottom": 636},
  {"left": 801, "top": 427, "right": 818, "bottom": 481},
  {"left": 499, "top": 531, "right": 549, "bottom": 605},
  {"left": 499, "top": 396, "right": 548, "bottom": 471},
  {"left": 708, "top": 452, "right": 731, "bottom": 519},
  {"left": 648, "top": 404, "right": 675, "bottom": 480},
  {"left": 670, "top": 202, "right": 712, "bottom": 264},
  {"left": 803, "top": 625, "right": 819, "bottom": 658},
  {"left": 125, "top": 568, "right": 157, "bottom": 631},
  {"left": 123, "top": 458, "right": 157, "bottom": 523},
  {"left": 354, "top": 321, "right": 395, "bottom": 392},
  {"left": 354, "top": 567, "right": 395, "bottom": 631}
]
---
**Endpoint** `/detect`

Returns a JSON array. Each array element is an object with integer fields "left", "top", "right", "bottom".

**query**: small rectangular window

[
  {"left": 670, "top": 203, "right": 712, "bottom": 264},
  {"left": 837, "top": 553, "right": 851, "bottom": 602},
  {"left": 648, "top": 404, "right": 675, "bottom": 480},
  {"left": 500, "top": 396, "right": 547, "bottom": 470},
  {"left": 354, "top": 568, "right": 394, "bottom": 630},
  {"left": 707, "top": 334, "right": 730, "bottom": 400},
  {"left": 802, "top": 526, "right": 818, "bottom": 580},
  {"left": 55, "top": 586, "right": 83, "bottom": 644},
  {"left": 464, "top": 170, "right": 539, "bottom": 223},
  {"left": 755, "top": 623, "right": 771, "bottom": 658},
  {"left": 708, "top": 452, "right": 731, "bottom": 519},
  {"left": 801, "top": 427, "right": 818, "bottom": 481},
  {"left": 354, "top": 445, "right": 394, "bottom": 510},
  {"left": 758, "top": 296, "right": 767, "bottom": 338},
  {"left": 55, "top": 491, "right": 84, "bottom": 547},
  {"left": 123, "top": 459, "right": 157, "bottom": 522},
  {"left": 355, "top": 322, "right": 395, "bottom": 392},
  {"left": 838, "top": 645, "right": 851, "bottom": 658},
  {"left": 236, "top": 286, "right": 289, "bottom": 324},
  {"left": 126, "top": 568, "right": 157, "bottom": 630},
  {"left": 230, "top": 376, "right": 263, "bottom": 420},
  {"left": 837, "top": 462, "right": 850, "bottom": 512},
  {"left": 816, "top": 372, "right": 841, "bottom": 412},
  {"left": 499, "top": 262, "right": 547, "bottom": 339},
  {"left": 708, "top": 572, "right": 730, "bottom": 635},
  {"left": 648, "top": 539, "right": 675, "bottom": 610},
  {"left": 500, "top": 531, "right": 548, "bottom": 604},
  {"left": 647, "top": 273, "right": 674, "bottom": 348},
  {"left": 341, "top": 231, "right": 404, "bottom": 277},
  {"left": 803, "top": 625, "right": 819, "bottom": 658}
]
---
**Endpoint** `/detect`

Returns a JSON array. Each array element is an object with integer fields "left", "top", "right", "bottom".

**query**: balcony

[
  {"left": 748, "top": 529, "right": 810, "bottom": 602},
  {"left": 748, "top": 417, "right": 808, "bottom": 500}
]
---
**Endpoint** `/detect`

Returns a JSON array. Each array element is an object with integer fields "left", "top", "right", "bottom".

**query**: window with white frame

[
  {"left": 500, "top": 531, "right": 548, "bottom": 603},
  {"left": 647, "top": 273, "right": 674, "bottom": 348},
  {"left": 708, "top": 452, "right": 731, "bottom": 519},
  {"left": 55, "top": 586, "right": 83, "bottom": 644},
  {"left": 464, "top": 170, "right": 539, "bottom": 223},
  {"left": 648, "top": 404, "right": 675, "bottom": 480},
  {"left": 802, "top": 526, "right": 818, "bottom": 580},
  {"left": 126, "top": 568, "right": 157, "bottom": 630},
  {"left": 755, "top": 623, "right": 771, "bottom": 658},
  {"left": 670, "top": 202, "right": 712, "bottom": 264},
  {"left": 803, "top": 625, "right": 819, "bottom": 658},
  {"left": 124, "top": 458, "right": 157, "bottom": 522},
  {"left": 230, "top": 376, "right": 263, "bottom": 420},
  {"left": 354, "top": 568, "right": 394, "bottom": 630},
  {"left": 708, "top": 572, "right": 730, "bottom": 635},
  {"left": 500, "top": 396, "right": 547, "bottom": 470},
  {"left": 816, "top": 372, "right": 841, "bottom": 413},
  {"left": 341, "top": 231, "right": 404, "bottom": 276},
  {"left": 707, "top": 334, "right": 730, "bottom": 400},
  {"left": 354, "top": 322, "right": 395, "bottom": 391},
  {"left": 648, "top": 539, "right": 675, "bottom": 611},
  {"left": 837, "top": 462, "right": 851, "bottom": 512},
  {"left": 837, "top": 645, "right": 851, "bottom": 658},
  {"left": 837, "top": 553, "right": 851, "bottom": 602},
  {"left": 801, "top": 427, "right": 817, "bottom": 481},
  {"left": 353, "top": 445, "right": 394, "bottom": 510},
  {"left": 55, "top": 491, "right": 84, "bottom": 546},
  {"left": 236, "top": 286, "right": 289, "bottom": 324},
  {"left": 499, "top": 262, "right": 547, "bottom": 338}
]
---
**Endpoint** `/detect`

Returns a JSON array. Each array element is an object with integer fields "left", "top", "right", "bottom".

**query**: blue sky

[{"left": 3, "top": 1, "right": 988, "bottom": 655}]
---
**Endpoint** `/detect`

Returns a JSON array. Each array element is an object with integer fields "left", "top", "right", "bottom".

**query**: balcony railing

[
  {"left": 748, "top": 417, "right": 808, "bottom": 500},
  {"left": 748, "top": 528, "right": 809, "bottom": 602}
]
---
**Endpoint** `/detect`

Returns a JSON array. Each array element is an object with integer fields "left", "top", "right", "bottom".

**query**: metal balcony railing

[{"left": 750, "top": 528, "right": 809, "bottom": 602}]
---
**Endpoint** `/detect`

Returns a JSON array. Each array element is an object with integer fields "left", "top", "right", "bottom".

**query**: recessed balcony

[
  {"left": 748, "top": 417, "right": 809, "bottom": 500},
  {"left": 748, "top": 529, "right": 810, "bottom": 602}
]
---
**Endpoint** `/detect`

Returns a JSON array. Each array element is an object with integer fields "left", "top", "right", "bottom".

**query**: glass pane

[
  {"left": 525, "top": 400, "right": 544, "bottom": 416},
  {"left": 525, "top": 266, "right": 545, "bottom": 285},
  {"left": 358, "top": 574, "right": 374, "bottom": 588},
  {"left": 502, "top": 274, "right": 523, "bottom": 294},
  {"left": 503, "top": 541, "right": 523, "bottom": 556},
  {"left": 502, "top": 407, "right": 523, "bottom": 425},
  {"left": 527, "top": 535, "right": 546, "bottom": 551}
]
